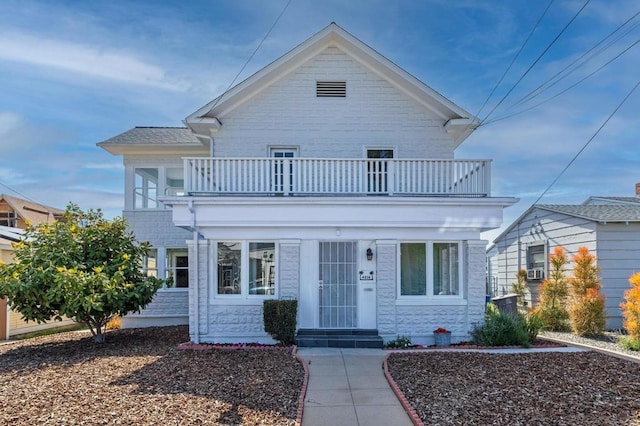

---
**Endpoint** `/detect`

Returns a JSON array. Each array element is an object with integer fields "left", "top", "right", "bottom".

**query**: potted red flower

[{"left": 433, "top": 327, "right": 451, "bottom": 347}]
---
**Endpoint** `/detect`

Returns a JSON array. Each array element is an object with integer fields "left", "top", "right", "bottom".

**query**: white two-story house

[{"left": 99, "top": 23, "right": 517, "bottom": 346}]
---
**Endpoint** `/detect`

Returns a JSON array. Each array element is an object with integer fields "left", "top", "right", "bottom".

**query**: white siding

[
  {"left": 596, "top": 223, "right": 640, "bottom": 329},
  {"left": 490, "top": 208, "right": 596, "bottom": 308},
  {"left": 213, "top": 46, "right": 453, "bottom": 160}
]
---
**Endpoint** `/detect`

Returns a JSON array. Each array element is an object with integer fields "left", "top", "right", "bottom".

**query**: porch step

[{"left": 296, "top": 329, "right": 383, "bottom": 349}]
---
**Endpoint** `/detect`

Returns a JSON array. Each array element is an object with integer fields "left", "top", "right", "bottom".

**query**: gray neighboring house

[{"left": 487, "top": 190, "right": 640, "bottom": 329}]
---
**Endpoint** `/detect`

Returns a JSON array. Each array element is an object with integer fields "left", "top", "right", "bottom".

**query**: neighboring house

[
  {"left": 0, "top": 195, "right": 75, "bottom": 339},
  {"left": 99, "top": 23, "right": 517, "bottom": 346},
  {"left": 488, "top": 189, "right": 640, "bottom": 330}
]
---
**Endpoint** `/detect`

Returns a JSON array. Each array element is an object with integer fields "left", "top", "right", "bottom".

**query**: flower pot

[{"left": 434, "top": 331, "right": 451, "bottom": 347}]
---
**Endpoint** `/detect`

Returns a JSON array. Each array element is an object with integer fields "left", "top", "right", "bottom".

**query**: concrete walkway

[
  {"left": 297, "top": 348, "right": 413, "bottom": 426},
  {"left": 296, "top": 346, "right": 588, "bottom": 426}
]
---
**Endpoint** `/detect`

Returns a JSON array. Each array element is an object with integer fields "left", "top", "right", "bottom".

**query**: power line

[
  {"left": 510, "top": 9, "right": 640, "bottom": 110},
  {"left": 532, "top": 77, "right": 640, "bottom": 205},
  {"left": 0, "top": 180, "right": 36, "bottom": 202},
  {"left": 480, "top": 0, "right": 591, "bottom": 125},
  {"left": 204, "top": 0, "right": 293, "bottom": 114},
  {"left": 483, "top": 38, "right": 639, "bottom": 126},
  {"left": 473, "top": 0, "right": 555, "bottom": 121}
]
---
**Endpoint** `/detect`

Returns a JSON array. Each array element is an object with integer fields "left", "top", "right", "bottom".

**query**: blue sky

[{"left": 0, "top": 0, "right": 638, "bottom": 242}]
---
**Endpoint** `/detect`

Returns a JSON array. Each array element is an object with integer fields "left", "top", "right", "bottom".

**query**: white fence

[{"left": 184, "top": 158, "right": 491, "bottom": 196}]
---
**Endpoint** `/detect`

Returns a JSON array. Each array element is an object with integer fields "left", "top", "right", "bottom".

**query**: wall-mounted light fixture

[{"left": 366, "top": 248, "right": 374, "bottom": 261}]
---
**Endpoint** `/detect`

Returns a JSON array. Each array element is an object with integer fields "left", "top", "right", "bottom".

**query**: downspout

[{"left": 189, "top": 199, "right": 200, "bottom": 344}]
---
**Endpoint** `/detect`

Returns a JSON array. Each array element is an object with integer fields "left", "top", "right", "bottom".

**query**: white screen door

[{"left": 319, "top": 241, "right": 358, "bottom": 328}]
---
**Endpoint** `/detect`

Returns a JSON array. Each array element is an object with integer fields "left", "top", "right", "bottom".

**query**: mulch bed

[
  {"left": 0, "top": 326, "right": 304, "bottom": 425},
  {"left": 386, "top": 351, "right": 640, "bottom": 425}
]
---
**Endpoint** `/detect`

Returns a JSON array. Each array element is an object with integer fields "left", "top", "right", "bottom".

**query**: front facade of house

[
  {"left": 488, "top": 195, "right": 640, "bottom": 330},
  {"left": 100, "top": 24, "right": 516, "bottom": 345}
]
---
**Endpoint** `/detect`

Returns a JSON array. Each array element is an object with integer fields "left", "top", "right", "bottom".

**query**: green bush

[
  {"left": 620, "top": 336, "right": 640, "bottom": 351},
  {"left": 522, "top": 311, "right": 543, "bottom": 342},
  {"left": 385, "top": 335, "right": 412, "bottom": 348},
  {"left": 263, "top": 300, "right": 297, "bottom": 345},
  {"left": 472, "top": 309, "right": 531, "bottom": 348}
]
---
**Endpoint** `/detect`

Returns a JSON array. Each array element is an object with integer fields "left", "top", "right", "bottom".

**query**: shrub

[
  {"left": 385, "top": 335, "right": 413, "bottom": 348},
  {"left": 534, "top": 246, "right": 570, "bottom": 331},
  {"left": 522, "top": 310, "right": 543, "bottom": 342},
  {"left": 263, "top": 300, "right": 297, "bottom": 345},
  {"left": 619, "top": 336, "right": 640, "bottom": 351},
  {"left": 568, "top": 247, "right": 606, "bottom": 336},
  {"left": 471, "top": 309, "right": 530, "bottom": 348},
  {"left": 511, "top": 269, "right": 528, "bottom": 312},
  {"left": 620, "top": 272, "right": 640, "bottom": 340}
]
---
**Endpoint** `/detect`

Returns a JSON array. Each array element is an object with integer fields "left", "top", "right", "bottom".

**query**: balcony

[{"left": 183, "top": 158, "right": 491, "bottom": 197}]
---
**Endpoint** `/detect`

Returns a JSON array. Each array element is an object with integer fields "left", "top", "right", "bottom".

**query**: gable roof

[
  {"left": 0, "top": 194, "right": 63, "bottom": 227},
  {"left": 491, "top": 200, "right": 640, "bottom": 246},
  {"left": 537, "top": 204, "right": 640, "bottom": 222},
  {"left": 583, "top": 196, "right": 640, "bottom": 205},
  {"left": 97, "top": 126, "right": 207, "bottom": 155},
  {"left": 186, "top": 22, "right": 477, "bottom": 148}
]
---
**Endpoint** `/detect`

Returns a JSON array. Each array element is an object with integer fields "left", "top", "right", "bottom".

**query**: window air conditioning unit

[{"left": 527, "top": 269, "right": 544, "bottom": 280}]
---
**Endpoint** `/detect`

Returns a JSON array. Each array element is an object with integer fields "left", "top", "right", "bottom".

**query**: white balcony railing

[{"left": 183, "top": 158, "right": 491, "bottom": 197}]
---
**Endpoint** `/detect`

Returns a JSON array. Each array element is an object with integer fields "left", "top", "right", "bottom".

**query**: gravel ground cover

[
  {"left": 541, "top": 330, "right": 640, "bottom": 360},
  {"left": 0, "top": 326, "right": 304, "bottom": 426},
  {"left": 386, "top": 350, "right": 640, "bottom": 425}
]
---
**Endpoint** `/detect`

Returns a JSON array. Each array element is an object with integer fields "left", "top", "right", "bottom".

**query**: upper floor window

[
  {"left": 165, "top": 168, "right": 184, "bottom": 196},
  {"left": 134, "top": 168, "right": 158, "bottom": 209},
  {"left": 400, "top": 241, "right": 462, "bottom": 297}
]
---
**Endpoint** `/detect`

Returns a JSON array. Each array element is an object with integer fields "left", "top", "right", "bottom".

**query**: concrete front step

[{"left": 296, "top": 328, "right": 383, "bottom": 348}]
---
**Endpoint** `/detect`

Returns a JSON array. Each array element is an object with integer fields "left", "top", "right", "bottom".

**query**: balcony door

[
  {"left": 270, "top": 148, "right": 296, "bottom": 194},
  {"left": 318, "top": 241, "right": 358, "bottom": 328},
  {"left": 367, "top": 149, "right": 394, "bottom": 194}
]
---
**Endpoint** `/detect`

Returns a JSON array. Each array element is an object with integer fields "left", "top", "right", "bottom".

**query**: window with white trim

[
  {"left": 166, "top": 248, "right": 189, "bottom": 288},
  {"left": 134, "top": 168, "right": 158, "bottom": 209},
  {"left": 400, "top": 242, "right": 462, "bottom": 297},
  {"left": 142, "top": 249, "right": 158, "bottom": 278},
  {"left": 216, "top": 241, "right": 276, "bottom": 297}
]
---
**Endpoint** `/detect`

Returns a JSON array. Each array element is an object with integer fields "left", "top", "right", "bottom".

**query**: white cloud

[{"left": 0, "top": 32, "right": 188, "bottom": 91}]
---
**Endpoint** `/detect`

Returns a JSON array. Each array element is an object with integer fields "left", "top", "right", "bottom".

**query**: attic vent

[{"left": 316, "top": 81, "right": 346, "bottom": 97}]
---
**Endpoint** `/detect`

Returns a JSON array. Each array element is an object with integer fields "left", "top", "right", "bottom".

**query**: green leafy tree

[
  {"left": 533, "top": 246, "right": 570, "bottom": 331},
  {"left": 568, "top": 247, "right": 605, "bottom": 336},
  {"left": 0, "top": 204, "right": 163, "bottom": 343}
]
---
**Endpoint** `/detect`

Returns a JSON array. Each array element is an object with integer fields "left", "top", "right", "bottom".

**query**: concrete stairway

[{"left": 296, "top": 329, "right": 384, "bottom": 348}]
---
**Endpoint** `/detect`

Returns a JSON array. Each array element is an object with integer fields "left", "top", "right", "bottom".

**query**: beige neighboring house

[{"left": 0, "top": 194, "right": 75, "bottom": 340}]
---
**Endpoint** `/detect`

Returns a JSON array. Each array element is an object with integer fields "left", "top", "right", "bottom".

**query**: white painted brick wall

[
  {"left": 279, "top": 243, "right": 300, "bottom": 299},
  {"left": 120, "top": 211, "right": 192, "bottom": 328},
  {"left": 376, "top": 243, "right": 397, "bottom": 336},
  {"left": 124, "top": 210, "right": 191, "bottom": 247},
  {"left": 378, "top": 240, "right": 488, "bottom": 346},
  {"left": 214, "top": 46, "right": 453, "bottom": 159}
]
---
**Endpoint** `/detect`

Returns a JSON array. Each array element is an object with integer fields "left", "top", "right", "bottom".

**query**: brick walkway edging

[
  {"left": 382, "top": 353, "right": 424, "bottom": 426},
  {"left": 291, "top": 346, "right": 309, "bottom": 426}
]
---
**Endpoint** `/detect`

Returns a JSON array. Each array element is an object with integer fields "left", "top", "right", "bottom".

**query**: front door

[{"left": 318, "top": 241, "right": 358, "bottom": 328}]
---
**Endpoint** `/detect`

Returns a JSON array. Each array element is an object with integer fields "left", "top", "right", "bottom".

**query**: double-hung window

[
  {"left": 166, "top": 248, "right": 189, "bottom": 288},
  {"left": 216, "top": 241, "right": 276, "bottom": 297},
  {"left": 400, "top": 241, "right": 462, "bottom": 298}
]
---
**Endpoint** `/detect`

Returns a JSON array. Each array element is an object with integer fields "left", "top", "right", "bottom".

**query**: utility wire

[
  {"left": 480, "top": 0, "right": 591, "bottom": 125},
  {"left": 531, "top": 77, "right": 640, "bottom": 205},
  {"left": 483, "top": 38, "right": 639, "bottom": 126},
  {"left": 473, "top": 0, "right": 555, "bottom": 121},
  {"left": 204, "top": 0, "right": 293, "bottom": 115},
  {"left": 0, "top": 180, "right": 36, "bottom": 202},
  {"left": 510, "top": 9, "right": 640, "bottom": 109}
]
